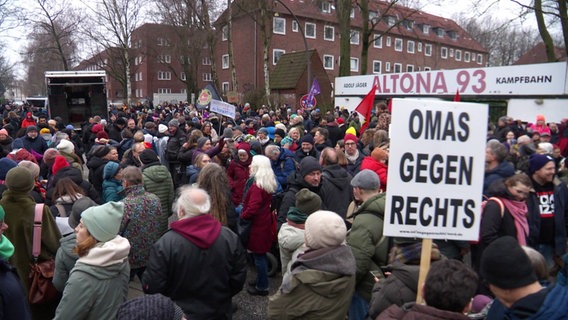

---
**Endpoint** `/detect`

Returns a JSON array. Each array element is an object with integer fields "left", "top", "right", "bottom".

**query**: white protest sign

[
  {"left": 210, "top": 99, "right": 236, "bottom": 119},
  {"left": 384, "top": 99, "right": 487, "bottom": 241}
]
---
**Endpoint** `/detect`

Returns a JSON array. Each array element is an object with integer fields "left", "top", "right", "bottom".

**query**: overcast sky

[{"left": 1, "top": 0, "right": 540, "bottom": 80}]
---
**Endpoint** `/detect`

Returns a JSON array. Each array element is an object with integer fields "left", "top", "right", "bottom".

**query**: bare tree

[
  {"left": 82, "top": 0, "right": 147, "bottom": 104},
  {"left": 0, "top": 54, "right": 14, "bottom": 97},
  {"left": 336, "top": 0, "right": 352, "bottom": 76}
]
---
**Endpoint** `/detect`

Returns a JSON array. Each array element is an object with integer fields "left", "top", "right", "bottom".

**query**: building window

[
  {"left": 138, "top": 72, "right": 142, "bottom": 81},
  {"left": 402, "top": 20, "right": 414, "bottom": 30},
  {"left": 373, "top": 34, "right": 382, "bottom": 48},
  {"left": 202, "top": 56, "right": 211, "bottom": 65},
  {"left": 449, "top": 48, "right": 454, "bottom": 57},
  {"left": 407, "top": 40, "right": 415, "bottom": 53},
  {"left": 292, "top": 20, "right": 298, "bottom": 32},
  {"left": 350, "top": 57, "right": 359, "bottom": 72},
  {"left": 394, "top": 63, "right": 402, "bottom": 73},
  {"left": 386, "top": 36, "right": 391, "bottom": 47},
  {"left": 222, "top": 25, "right": 228, "bottom": 41},
  {"left": 372, "top": 60, "right": 381, "bottom": 74},
  {"left": 321, "top": 1, "right": 331, "bottom": 13},
  {"left": 157, "top": 37, "right": 170, "bottom": 46},
  {"left": 385, "top": 62, "right": 391, "bottom": 72},
  {"left": 385, "top": 15, "right": 396, "bottom": 26},
  {"left": 158, "top": 55, "right": 171, "bottom": 64},
  {"left": 323, "top": 55, "right": 334, "bottom": 70},
  {"left": 421, "top": 24, "right": 430, "bottom": 34},
  {"left": 369, "top": 11, "right": 379, "bottom": 23},
  {"left": 424, "top": 66, "right": 431, "bottom": 71},
  {"left": 350, "top": 8, "right": 355, "bottom": 18},
  {"left": 222, "top": 54, "right": 229, "bottom": 69},
  {"left": 394, "top": 38, "right": 403, "bottom": 52},
  {"left": 425, "top": 44, "right": 432, "bottom": 56},
  {"left": 203, "top": 73, "right": 212, "bottom": 81},
  {"left": 448, "top": 31, "right": 458, "bottom": 40},
  {"left": 350, "top": 30, "right": 360, "bottom": 45},
  {"left": 135, "top": 73, "right": 139, "bottom": 81},
  {"left": 456, "top": 50, "right": 462, "bottom": 61},
  {"left": 477, "top": 53, "right": 483, "bottom": 64},
  {"left": 180, "top": 72, "right": 186, "bottom": 81},
  {"left": 158, "top": 88, "right": 171, "bottom": 94},
  {"left": 222, "top": 82, "right": 230, "bottom": 93},
  {"left": 305, "top": 22, "right": 316, "bottom": 39},
  {"left": 158, "top": 71, "right": 171, "bottom": 80},
  {"left": 441, "top": 47, "right": 448, "bottom": 59},
  {"left": 181, "top": 89, "right": 187, "bottom": 94},
  {"left": 273, "top": 49, "right": 285, "bottom": 65},
  {"left": 273, "top": 17, "right": 286, "bottom": 35},
  {"left": 324, "top": 25, "right": 334, "bottom": 41},
  {"left": 417, "top": 42, "right": 422, "bottom": 52},
  {"left": 464, "top": 52, "right": 470, "bottom": 62},
  {"left": 406, "top": 65, "right": 414, "bottom": 72}
]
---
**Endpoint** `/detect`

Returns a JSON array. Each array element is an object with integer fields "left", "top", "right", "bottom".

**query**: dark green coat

[{"left": 142, "top": 162, "right": 175, "bottom": 235}]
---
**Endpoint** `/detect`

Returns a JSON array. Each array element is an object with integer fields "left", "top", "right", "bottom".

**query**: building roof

[
  {"left": 270, "top": 50, "right": 315, "bottom": 89},
  {"left": 514, "top": 42, "right": 567, "bottom": 65}
]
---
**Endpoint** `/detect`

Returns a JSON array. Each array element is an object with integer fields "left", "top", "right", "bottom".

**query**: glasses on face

[{"left": 345, "top": 142, "right": 356, "bottom": 146}]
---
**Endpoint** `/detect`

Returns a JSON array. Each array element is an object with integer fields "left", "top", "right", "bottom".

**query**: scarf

[
  {"left": 501, "top": 198, "right": 529, "bottom": 245},
  {"left": 0, "top": 235, "right": 14, "bottom": 259},
  {"left": 346, "top": 149, "right": 360, "bottom": 163}
]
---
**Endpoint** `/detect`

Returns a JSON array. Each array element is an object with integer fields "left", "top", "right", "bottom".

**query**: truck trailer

[{"left": 45, "top": 71, "right": 108, "bottom": 126}]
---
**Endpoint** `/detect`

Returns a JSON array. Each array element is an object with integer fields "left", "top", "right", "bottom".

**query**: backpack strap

[
  {"left": 487, "top": 197, "right": 505, "bottom": 218},
  {"left": 32, "top": 204, "right": 45, "bottom": 261}
]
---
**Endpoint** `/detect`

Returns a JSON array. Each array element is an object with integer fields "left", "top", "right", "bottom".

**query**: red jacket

[
  {"left": 227, "top": 159, "right": 251, "bottom": 206},
  {"left": 360, "top": 156, "right": 388, "bottom": 191},
  {"left": 240, "top": 183, "right": 273, "bottom": 253}
]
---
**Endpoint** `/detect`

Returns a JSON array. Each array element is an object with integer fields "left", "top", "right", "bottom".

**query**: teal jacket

[{"left": 347, "top": 192, "right": 388, "bottom": 302}]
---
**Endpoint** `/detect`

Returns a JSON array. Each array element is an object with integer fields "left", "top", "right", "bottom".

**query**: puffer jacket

[
  {"left": 368, "top": 262, "right": 420, "bottom": 319},
  {"left": 142, "top": 162, "right": 175, "bottom": 234},
  {"left": 347, "top": 192, "right": 388, "bottom": 302}
]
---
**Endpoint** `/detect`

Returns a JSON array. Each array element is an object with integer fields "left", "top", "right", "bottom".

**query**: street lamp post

[{"left": 274, "top": 0, "right": 311, "bottom": 93}]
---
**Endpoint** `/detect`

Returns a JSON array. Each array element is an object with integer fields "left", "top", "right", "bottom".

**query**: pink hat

[
  {"left": 0, "top": 129, "right": 8, "bottom": 136},
  {"left": 536, "top": 114, "right": 545, "bottom": 122}
]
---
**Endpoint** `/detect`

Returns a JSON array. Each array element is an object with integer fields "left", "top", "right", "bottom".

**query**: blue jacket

[
  {"left": 527, "top": 177, "right": 568, "bottom": 256},
  {"left": 272, "top": 148, "right": 297, "bottom": 190},
  {"left": 483, "top": 161, "right": 515, "bottom": 197}
]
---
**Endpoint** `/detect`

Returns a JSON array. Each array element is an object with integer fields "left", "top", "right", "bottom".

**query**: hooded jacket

[
  {"left": 86, "top": 156, "right": 109, "bottom": 195},
  {"left": 142, "top": 162, "right": 175, "bottom": 234},
  {"left": 142, "top": 214, "right": 247, "bottom": 319},
  {"left": 54, "top": 236, "right": 130, "bottom": 320},
  {"left": 320, "top": 164, "right": 353, "bottom": 219},
  {"left": 277, "top": 172, "right": 323, "bottom": 229},
  {"left": 268, "top": 245, "right": 356, "bottom": 319},
  {"left": 483, "top": 161, "right": 515, "bottom": 197},
  {"left": 368, "top": 262, "right": 421, "bottom": 318}
]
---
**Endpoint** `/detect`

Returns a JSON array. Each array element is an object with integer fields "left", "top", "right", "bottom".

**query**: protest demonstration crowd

[{"left": 1, "top": 100, "right": 568, "bottom": 320}]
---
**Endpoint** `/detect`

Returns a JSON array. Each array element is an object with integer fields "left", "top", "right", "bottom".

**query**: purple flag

[{"left": 306, "top": 78, "right": 320, "bottom": 108}]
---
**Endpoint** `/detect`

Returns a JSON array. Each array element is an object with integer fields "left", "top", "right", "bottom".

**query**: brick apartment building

[{"left": 78, "top": 0, "right": 487, "bottom": 106}]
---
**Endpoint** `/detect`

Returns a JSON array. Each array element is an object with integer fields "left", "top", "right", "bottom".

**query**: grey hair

[
  {"left": 173, "top": 186, "right": 211, "bottom": 219},
  {"left": 486, "top": 139, "right": 508, "bottom": 162}
]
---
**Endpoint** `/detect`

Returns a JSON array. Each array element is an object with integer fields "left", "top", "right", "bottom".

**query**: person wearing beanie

[
  {"left": 526, "top": 152, "right": 568, "bottom": 268},
  {"left": 277, "top": 156, "right": 324, "bottom": 230},
  {"left": 528, "top": 114, "right": 551, "bottom": 136},
  {"left": 140, "top": 149, "right": 175, "bottom": 235},
  {"left": 268, "top": 210, "right": 356, "bottom": 319},
  {"left": 54, "top": 202, "right": 131, "bottom": 320},
  {"left": 0, "top": 127, "right": 14, "bottom": 157},
  {"left": 21, "top": 112, "right": 36, "bottom": 128},
  {"left": 102, "top": 161, "right": 124, "bottom": 203},
  {"left": 344, "top": 133, "right": 365, "bottom": 176},
  {"left": 0, "top": 157, "right": 17, "bottom": 182},
  {"left": 294, "top": 133, "right": 320, "bottom": 162},
  {"left": 52, "top": 197, "right": 97, "bottom": 292},
  {"left": 17, "top": 124, "right": 48, "bottom": 157},
  {"left": 278, "top": 188, "right": 322, "bottom": 276},
  {"left": 0, "top": 204, "right": 32, "bottom": 320},
  {"left": 86, "top": 145, "right": 119, "bottom": 195},
  {"left": 142, "top": 186, "right": 247, "bottom": 319},
  {"left": 1, "top": 167, "right": 61, "bottom": 319},
  {"left": 52, "top": 155, "right": 70, "bottom": 176},
  {"left": 17, "top": 160, "right": 46, "bottom": 204},
  {"left": 361, "top": 146, "right": 389, "bottom": 192},
  {"left": 274, "top": 128, "right": 286, "bottom": 146},
  {"left": 346, "top": 169, "right": 387, "bottom": 319},
  {"left": 56, "top": 138, "right": 83, "bottom": 174},
  {"left": 117, "top": 294, "right": 186, "bottom": 320},
  {"left": 479, "top": 237, "right": 568, "bottom": 319}
]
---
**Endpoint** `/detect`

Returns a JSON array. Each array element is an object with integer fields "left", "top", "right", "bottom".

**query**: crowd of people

[{"left": 0, "top": 100, "right": 568, "bottom": 320}]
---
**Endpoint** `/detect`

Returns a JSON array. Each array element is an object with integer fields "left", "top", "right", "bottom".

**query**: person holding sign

[{"left": 346, "top": 169, "right": 388, "bottom": 320}]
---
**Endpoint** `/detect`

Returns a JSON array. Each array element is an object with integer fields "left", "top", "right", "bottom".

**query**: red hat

[
  {"left": 52, "top": 155, "right": 70, "bottom": 175},
  {"left": 96, "top": 131, "right": 109, "bottom": 140},
  {"left": 336, "top": 118, "right": 344, "bottom": 125},
  {"left": 92, "top": 124, "right": 104, "bottom": 133},
  {"left": 344, "top": 133, "right": 357, "bottom": 144}
]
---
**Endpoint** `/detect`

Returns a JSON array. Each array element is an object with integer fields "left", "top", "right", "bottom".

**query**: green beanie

[
  {"left": 0, "top": 205, "right": 14, "bottom": 259},
  {"left": 81, "top": 202, "right": 124, "bottom": 242},
  {"left": 5, "top": 167, "right": 34, "bottom": 193}
]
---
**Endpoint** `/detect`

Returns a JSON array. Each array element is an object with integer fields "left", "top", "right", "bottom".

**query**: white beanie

[
  {"left": 57, "top": 139, "right": 75, "bottom": 153},
  {"left": 304, "top": 210, "right": 346, "bottom": 249},
  {"left": 158, "top": 124, "right": 168, "bottom": 134}
]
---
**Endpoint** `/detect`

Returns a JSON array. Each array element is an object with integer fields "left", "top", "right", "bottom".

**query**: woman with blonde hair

[
  {"left": 241, "top": 155, "right": 277, "bottom": 296},
  {"left": 54, "top": 202, "right": 130, "bottom": 319},
  {"left": 197, "top": 163, "right": 238, "bottom": 232}
]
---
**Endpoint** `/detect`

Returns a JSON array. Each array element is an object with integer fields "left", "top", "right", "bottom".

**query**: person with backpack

[{"left": 471, "top": 173, "right": 533, "bottom": 294}]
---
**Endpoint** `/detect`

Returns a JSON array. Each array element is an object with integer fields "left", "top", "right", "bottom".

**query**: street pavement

[{"left": 128, "top": 263, "right": 283, "bottom": 319}]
